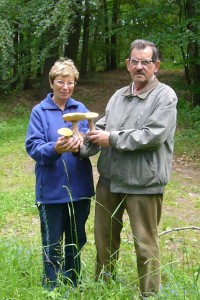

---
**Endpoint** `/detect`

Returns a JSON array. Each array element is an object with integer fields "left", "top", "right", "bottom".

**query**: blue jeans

[{"left": 37, "top": 199, "right": 91, "bottom": 289}]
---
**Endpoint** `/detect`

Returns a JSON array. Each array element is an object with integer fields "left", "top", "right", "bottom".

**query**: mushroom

[
  {"left": 57, "top": 127, "right": 79, "bottom": 152},
  {"left": 57, "top": 127, "right": 73, "bottom": 137},
  {"left": 84, "top": 112, "right": 99, "bottom": 130},
  {"left": 62, "top": 112, "right": 86, "bottom": 137}
]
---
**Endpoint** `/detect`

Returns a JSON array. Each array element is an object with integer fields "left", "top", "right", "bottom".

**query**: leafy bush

[{"left": 175, "top": 98, "right": 200, "bottom": 158}]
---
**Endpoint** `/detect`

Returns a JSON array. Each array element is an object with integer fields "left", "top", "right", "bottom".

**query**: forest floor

[{"left": 6, "top": 68, "right": 200, "bottom": 229}]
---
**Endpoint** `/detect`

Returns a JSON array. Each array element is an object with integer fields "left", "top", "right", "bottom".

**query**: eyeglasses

[
  {"left": 129, "top": 58, "right": 155, "bottom": 67},
  {"left": 54, "top": 80, "right": 77, "bottom": 88}
]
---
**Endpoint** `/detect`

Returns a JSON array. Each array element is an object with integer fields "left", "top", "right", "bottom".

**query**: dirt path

[{"left": 165, "top": 154, "right": 200, "bottom": 225}]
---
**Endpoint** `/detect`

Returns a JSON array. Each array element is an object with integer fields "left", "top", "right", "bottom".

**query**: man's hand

[{"left": 86, "top": 130, "right": 110, "bottom": 147}]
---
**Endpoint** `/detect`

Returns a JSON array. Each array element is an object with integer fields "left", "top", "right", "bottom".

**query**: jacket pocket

[{"left": 111, "top": 150, "right": 162, "bottom": 187}]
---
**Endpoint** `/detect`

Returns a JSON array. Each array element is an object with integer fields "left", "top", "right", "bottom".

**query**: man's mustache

[{"left": 134, "top": 70, "right": 146, "bottom": 75}]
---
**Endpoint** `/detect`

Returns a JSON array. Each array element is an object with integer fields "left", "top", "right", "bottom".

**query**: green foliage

[
  {"left": 0, "top": 240, "right": 42, "bottom": 299},
  {"left": 177, "top": 98, "right": 200, "bottom": 130},
  {"left": 0, "top": 235, "right": 199, "bottom": 299},
  {"left": 0, "top": 0, "right": 200, "bottom": 97},
  {"left": 0, "top": 0, "right": 72, "bottom": 92},
  {"left": 175, "top": 98, "right": 200, "bottom": 157}
]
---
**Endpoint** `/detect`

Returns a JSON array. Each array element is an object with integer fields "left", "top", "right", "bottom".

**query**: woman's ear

[{"left": 49, "top": 79, "right": 53, "bottom": 89}]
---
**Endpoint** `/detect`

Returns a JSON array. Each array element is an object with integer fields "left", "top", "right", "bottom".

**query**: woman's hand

[{"left": 54, "top": 134, "right": 83, "bottom": 154}]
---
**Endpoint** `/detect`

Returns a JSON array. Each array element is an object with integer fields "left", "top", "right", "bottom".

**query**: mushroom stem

[
  {"left": 88, "top": 119, "right": 95, "bottom": 131},
  {"left": 63, "top": 113, "right": 86, "bottom": 138},
  {"left": 84, "top": 112, "right": 99, "bottom": 131},
  {"left": 72, "top": 121, "right": 79, "bottom": 137}
]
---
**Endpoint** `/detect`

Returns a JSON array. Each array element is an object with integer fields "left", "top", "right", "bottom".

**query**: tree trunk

[
  {"left": 23, "top": 31, "right": 32, "bottom": 90},
  {"left": 186, "top": 0, "right": 200, "bottom": 106},
  {"left": 12, "top": 22, "right": 19, "bottom": 89},
  {"left": 110, "top": 0, "right": 120, "bottom": 69},
  {"left": 64, "top": 0, "right": 82, "bottom": 65},
  {"left": 102, "top": 0, "right": 110, "bottom": 70},
  {"left": 39, "top": 0, "right": 60, "bottom": 98},
  {"left": 40, "top": 55, "right": 58, "bottom": 99},
  {"left": 80, "top": 0, "right": 90, "bottom": 76}
]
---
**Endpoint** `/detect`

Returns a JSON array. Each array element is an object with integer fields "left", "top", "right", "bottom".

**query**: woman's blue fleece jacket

[{"left": 25, "top": 93, "right": 95, "bottom": 204}]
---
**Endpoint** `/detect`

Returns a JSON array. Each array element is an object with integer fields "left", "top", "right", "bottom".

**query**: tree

[
  {"left": 64, "top": 0, "right": 82, "bottom": 64},
  {"left": 39, "top": 0, "right": 61, "bottom": 97},
  {"left": 110, "top": 0, "right": 121, "bottom": 69},
  {"left": 0, "top": 0, "right": 200, "bottom": 106},
  {"left": 80, "top": 0, "right": 90, "bottom": 76},
  {"left": 185, "top": 0, "right": 200, "bottom": 105}
]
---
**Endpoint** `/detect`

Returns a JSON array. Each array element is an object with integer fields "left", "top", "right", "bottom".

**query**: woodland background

[{"left": 0, "top": 0, "right": 200, "bottom": 105}]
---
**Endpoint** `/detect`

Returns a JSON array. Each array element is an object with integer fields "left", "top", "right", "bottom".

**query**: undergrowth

[
  {"left": 0, "top": 71, "right": 200, "bottom": 299},
  {"left": 175, "top": 98, "right": 200, "bottom": 161}
]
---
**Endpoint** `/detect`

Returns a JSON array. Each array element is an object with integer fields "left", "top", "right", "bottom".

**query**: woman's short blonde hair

[{"left": 49, "top": 58, "right": 79, "bottom": 83}]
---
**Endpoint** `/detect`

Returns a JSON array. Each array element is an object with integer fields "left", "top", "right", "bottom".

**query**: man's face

[{"left": 126, "top": 46, "right": 160, "bottom": 89}]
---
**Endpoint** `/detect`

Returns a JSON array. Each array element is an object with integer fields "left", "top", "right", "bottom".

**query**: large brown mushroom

[
  {"left": 62, "top": 113, "right": 86, "bottom": 137},
  {"left": 84, "top": 112, "right": 99, "bottom": 130}
]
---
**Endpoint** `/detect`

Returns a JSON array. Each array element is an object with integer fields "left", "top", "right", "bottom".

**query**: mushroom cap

[
  {"left": 57, "top": 127, "right": 73, "bottom": 137},
  {"left": 85, "top": 112, "right": 99, "bottom": 120},
  {"left": 63, "top": 112, "right": 86, "bottom": 122}
]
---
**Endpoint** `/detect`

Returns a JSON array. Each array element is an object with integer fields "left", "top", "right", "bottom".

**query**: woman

[{"left": 26, "top": 58, "right": 94, "bottom": 291}]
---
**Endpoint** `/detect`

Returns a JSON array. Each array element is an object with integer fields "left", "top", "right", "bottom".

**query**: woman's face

[{"left": 50, "top": 75, "right": 76, "bottom": 102}]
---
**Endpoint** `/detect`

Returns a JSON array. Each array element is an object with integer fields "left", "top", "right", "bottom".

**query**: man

[{"left": 83, "top": 39, "right": 178, "bottom": 298}]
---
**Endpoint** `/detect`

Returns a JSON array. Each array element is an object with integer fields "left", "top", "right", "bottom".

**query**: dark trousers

[
  {"left": 37, "top": 199, "right": 91, "bottom": 288},
  {"left": 94, "top": 180, "right": 163, "bottom": 297}
]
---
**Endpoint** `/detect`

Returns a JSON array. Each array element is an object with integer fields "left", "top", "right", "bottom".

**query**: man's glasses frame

[{"left": 129, "top": 58, "right": 155, "bottom": 67}]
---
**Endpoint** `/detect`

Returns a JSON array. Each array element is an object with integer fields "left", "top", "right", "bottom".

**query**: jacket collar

[
  {"left": 41, "top": 93, "right": 79, "bottom": 110},
  {"left": 123, "top": 77, "right": 159, "bottom": 99}
]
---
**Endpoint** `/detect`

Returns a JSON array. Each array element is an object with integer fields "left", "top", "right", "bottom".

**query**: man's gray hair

[{"left": 129, "top": 39, "right": 159, "bottom": 61}]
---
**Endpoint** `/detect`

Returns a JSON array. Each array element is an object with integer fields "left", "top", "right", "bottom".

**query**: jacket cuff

[{"left": 109, "top": 131, "right": 120, "bottom": 148}]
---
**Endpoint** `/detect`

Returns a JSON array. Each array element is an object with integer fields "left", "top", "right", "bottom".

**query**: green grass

[
  {"left": 174, "top": 98, "right": 200, "bottom": 162},
  {"left": 0, "top": 79, "right": 200, "bottom": 299}
]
